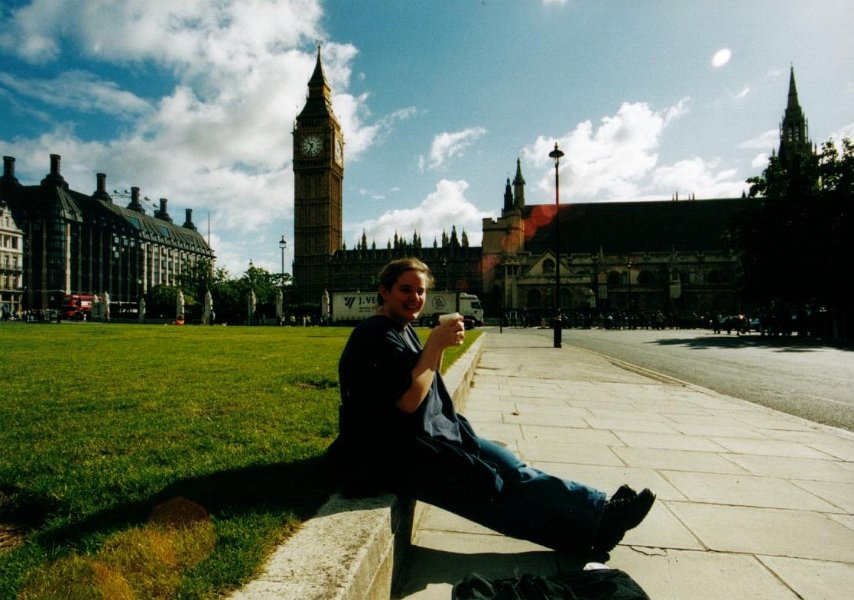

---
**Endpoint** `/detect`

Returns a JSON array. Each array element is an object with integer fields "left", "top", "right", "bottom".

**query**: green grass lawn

[{"left": 0, "top": 322, "right": 480, "bottom": 599}]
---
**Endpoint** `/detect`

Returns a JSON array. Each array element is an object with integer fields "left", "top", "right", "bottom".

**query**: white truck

[
  {"left": 420, "top": 290, "right": 484, "bottom": 328},
  {"left": 331, "top": 291, "right": 379, "bottom": 323},
  {"left": 331, "top": 289, "right": 483, "bottom": 328}
]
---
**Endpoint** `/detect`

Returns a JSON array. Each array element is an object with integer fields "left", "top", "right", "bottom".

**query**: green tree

[
  {"left": 145, "top": 285, "right": 182, "bottom": 320},
  {"left": 733, "top": 137, "right": 853, "bottom": 339},
  {"left": 177, "top": 258, "right": 215, "bottom": 302}
]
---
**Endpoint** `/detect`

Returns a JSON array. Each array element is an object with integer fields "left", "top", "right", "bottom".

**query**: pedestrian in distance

[{"left": 328, "top": 257, "right": 655, "bottom": 562}]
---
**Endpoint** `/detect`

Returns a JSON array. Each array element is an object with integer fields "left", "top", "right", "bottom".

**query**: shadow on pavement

[
  {"left": 396, "top": 545, "right": 591, "bottom": 597},
  {"left": 645, "top": 334, "right": 851, "bottom": 352}
]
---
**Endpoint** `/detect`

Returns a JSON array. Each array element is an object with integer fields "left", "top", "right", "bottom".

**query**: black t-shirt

[{"left": 337, "top": 315, "right": 463, "bottom": 448}]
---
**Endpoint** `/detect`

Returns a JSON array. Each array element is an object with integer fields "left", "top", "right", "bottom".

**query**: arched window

[
  {"left": 527, "top": 288, "right": 542, "bottom": 308},
  {"left": 637, "top": 270, "right": 657, "bottom": 286},
  {"left": 542, "top": 259, "right": 555, "bottom": 274}
]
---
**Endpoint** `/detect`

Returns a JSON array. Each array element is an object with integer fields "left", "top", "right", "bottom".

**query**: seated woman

[{"left": 328, "top": 257, "right": 654, "bottom": 560}]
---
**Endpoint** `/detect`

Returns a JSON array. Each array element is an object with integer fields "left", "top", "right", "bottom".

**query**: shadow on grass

[
  {"left": 36, "top": 456, "right": 337, "bottom": 549},
  {"left": 646, "top": 333, "right": 852, "bottom": 353}
]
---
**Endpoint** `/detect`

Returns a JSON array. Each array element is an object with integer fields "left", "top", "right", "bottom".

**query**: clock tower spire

[{"left": 292, "top": 45, "right": 345, "bottom": 305}]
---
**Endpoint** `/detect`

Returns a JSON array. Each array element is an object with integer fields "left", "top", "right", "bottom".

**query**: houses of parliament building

[
  {"left": 293, "top": 51, "right": 813, "bottom": 321},
  {"left": 1, "top": 47, "right": 813, "bottom": 323}
]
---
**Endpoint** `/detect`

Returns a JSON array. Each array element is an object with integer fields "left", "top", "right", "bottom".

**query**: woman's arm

[{"left": 395, "top": 317, "right": 464, "bottom": 413}]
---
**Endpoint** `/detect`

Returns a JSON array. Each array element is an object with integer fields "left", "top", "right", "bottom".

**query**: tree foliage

[
  {"left": 733, "top": 138, "right": 853, "bottom": 317},
  {"left": 146, "top": 261, "right": 294, "bottom": 324}
]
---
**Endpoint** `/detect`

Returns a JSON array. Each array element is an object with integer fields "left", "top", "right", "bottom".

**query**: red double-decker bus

[{"left": 60, "top": 294, "right": 96, "bottom": 320}]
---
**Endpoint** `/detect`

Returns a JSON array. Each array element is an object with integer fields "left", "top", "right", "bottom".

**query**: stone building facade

[
  {"left": 480, "top": 161, "right": 745, "bottom": 322},
  {"left": 0, "top": 195, "right": 24, "bottom": 317},
  {"left": 0, "top": 154, "right": 214, "bottom": 314}
]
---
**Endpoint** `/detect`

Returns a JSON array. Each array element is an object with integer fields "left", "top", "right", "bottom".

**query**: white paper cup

[{"left": 438, "top": 312, "right": 461, "bottom": 324}]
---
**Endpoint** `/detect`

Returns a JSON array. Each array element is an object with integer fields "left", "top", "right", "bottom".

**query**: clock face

[
  {"left": 334, "top": 138, "right": 344, "bottom": 165},
  {"left": 300, "top": 134, "right": 322, "bottom": 157}
]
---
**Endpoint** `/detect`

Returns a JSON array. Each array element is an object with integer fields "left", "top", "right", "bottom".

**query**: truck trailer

[{"left": 331, "top": 290, "right": 483, "bottom": 327}]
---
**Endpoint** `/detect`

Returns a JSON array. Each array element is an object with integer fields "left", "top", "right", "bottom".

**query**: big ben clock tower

[{"left": 293, "top": 46, "right": 344, "bottom": 304}]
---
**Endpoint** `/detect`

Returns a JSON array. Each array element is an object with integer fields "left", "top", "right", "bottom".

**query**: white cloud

[
  {"left": 830, "top": 122, "right": 854, "bottom": 143},
  {"left": 751, "top": 153, "right": 770, "bottom": 169},
  {"left": 651, "top": 157, "right": 744, "bottom": 199},
  {"left": 711, "top": 48, "right": 732, "bottom": 68},
  {"left": 419, "top": 127, "right": 488, "bottom": 172},
  {"left": 0, "top": 0, "right": 400, "bottom": 275},
  {"left": 524, "top": 101, "right": 672, "bottom": 200},
  {"left": 349, "top": 179, "right": 493, "bottom": 249},
  {"left": 518, "top": 99, "right": 747, "bottom": 202},
  {"left": 735, "top": 85, "right": 750, "bottom": 99},
  {"left": 0, "top": 71, "right": 151, "bottom": 117},
  {"left": 740, "top": 128, "right": 778, "bottom": 151}
]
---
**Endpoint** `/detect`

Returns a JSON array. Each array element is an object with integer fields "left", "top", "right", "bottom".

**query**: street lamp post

[
  {"left": 279, "top": 236, "right": 287, "bottom": 285},
  {"left": 626, "top": 260, "right": 633, "bottom": 329},
  {"left": 549, "top": 142, "right": 564, "bottom": 348}
]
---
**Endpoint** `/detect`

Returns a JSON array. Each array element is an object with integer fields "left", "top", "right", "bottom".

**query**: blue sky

[{"left": 1, "top": 0, "right": 852, "bottom": 276}]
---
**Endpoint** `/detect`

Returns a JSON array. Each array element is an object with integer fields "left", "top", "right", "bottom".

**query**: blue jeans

[{"left": 409, "top": 437, "right": 606, "bottom": 553}]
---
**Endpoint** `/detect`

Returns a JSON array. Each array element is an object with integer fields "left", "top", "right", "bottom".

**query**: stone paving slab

[
  {"left": 723, "top": 453, "right": 854, "bottom": 482},
  {"left": 758, "top": 555, "right": 854, "bottom": 600},
  {"left": 612, "top": 548, "right": 802, "bottom": 600},
  {"left": 667, "top": 502, "right": 854, "bottom": 561},
  {"left": 395, "top": 330, "right": 854, "bottom": 600},
  {"left": 611, "top": 446, "right": 751, "bottom": 474},
  {"left": 661, "top": 470, "right": 841, "bottom": 511}
]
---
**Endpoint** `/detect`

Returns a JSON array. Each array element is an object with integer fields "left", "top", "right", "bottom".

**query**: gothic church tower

[
  {"left": 293, "top": 47, "right": 344, "bottom": 304},
  {"left": 778, "top": 66, "right": 813, "bottom": 172}
]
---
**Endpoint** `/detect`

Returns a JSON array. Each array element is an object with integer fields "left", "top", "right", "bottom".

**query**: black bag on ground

[{"left": 451, "top": 568, "right": 650, "bottom": 600}]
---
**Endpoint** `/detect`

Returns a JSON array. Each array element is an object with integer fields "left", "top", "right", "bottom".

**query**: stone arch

[{"left": 637, "top": 270, "right": 657, "bottom": 286}]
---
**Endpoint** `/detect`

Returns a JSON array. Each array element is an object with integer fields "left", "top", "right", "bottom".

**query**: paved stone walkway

[{"left": 395, "top": 328, "right": 854, "bottom": 599}]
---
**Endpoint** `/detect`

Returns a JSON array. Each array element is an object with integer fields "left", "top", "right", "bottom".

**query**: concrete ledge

[{"left": 228, "top": 333, "right": 485, "bottom": 600}]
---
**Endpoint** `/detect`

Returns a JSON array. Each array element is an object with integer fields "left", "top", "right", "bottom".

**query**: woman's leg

[{"left": 410, "top": 437, "right": 606, "bottom": 554}]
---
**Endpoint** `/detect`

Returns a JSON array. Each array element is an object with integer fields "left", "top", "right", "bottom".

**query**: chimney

[
  {"left": 155, "top": 198, "right": 173, "bottom": 222},
  {"left": 183, "top": 208, "right": 197, "bottom": 230},
  {"left": 3, "top": 156, "right": 14, "bottom": 178},
  {"left": 1, "top": 156, "right": 19, "bottom": 186},
  {"left": 93, "top": 172, "right": 113, "bottom": 203},
  {"left": 40, "top": 153, "right": 68, "bottom": 189},
  {"left": 127, "top": 186, "right": 144, "bottom": 213}
]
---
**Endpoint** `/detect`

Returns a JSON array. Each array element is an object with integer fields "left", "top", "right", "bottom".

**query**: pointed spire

[
  {"left": 308, "top": 44, "right": 329, "bottom": 91},
  {"left": 297, "top": 44, "right": 335, "bottom": 120},
  {"left": 778, "top": 65, "right": 812, "bottom": 168},
  {"left": 513, "top": 158, "right": 526, "bottom": 209},
  {"left": 503, "top": 177, "right": 513, "bottom": 213},
  {"left": 786, "top": 64, "right": 799, "bottom": 109}
]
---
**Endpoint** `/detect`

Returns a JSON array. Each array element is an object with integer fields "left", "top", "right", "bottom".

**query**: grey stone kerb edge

[{"left": 229, "top": 333, "right": 485, "bottom": 600}]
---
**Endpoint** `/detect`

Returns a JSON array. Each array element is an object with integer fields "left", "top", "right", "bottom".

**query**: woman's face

[{"left": 379, "top": 269, "right": 427, "bottom": 326}]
